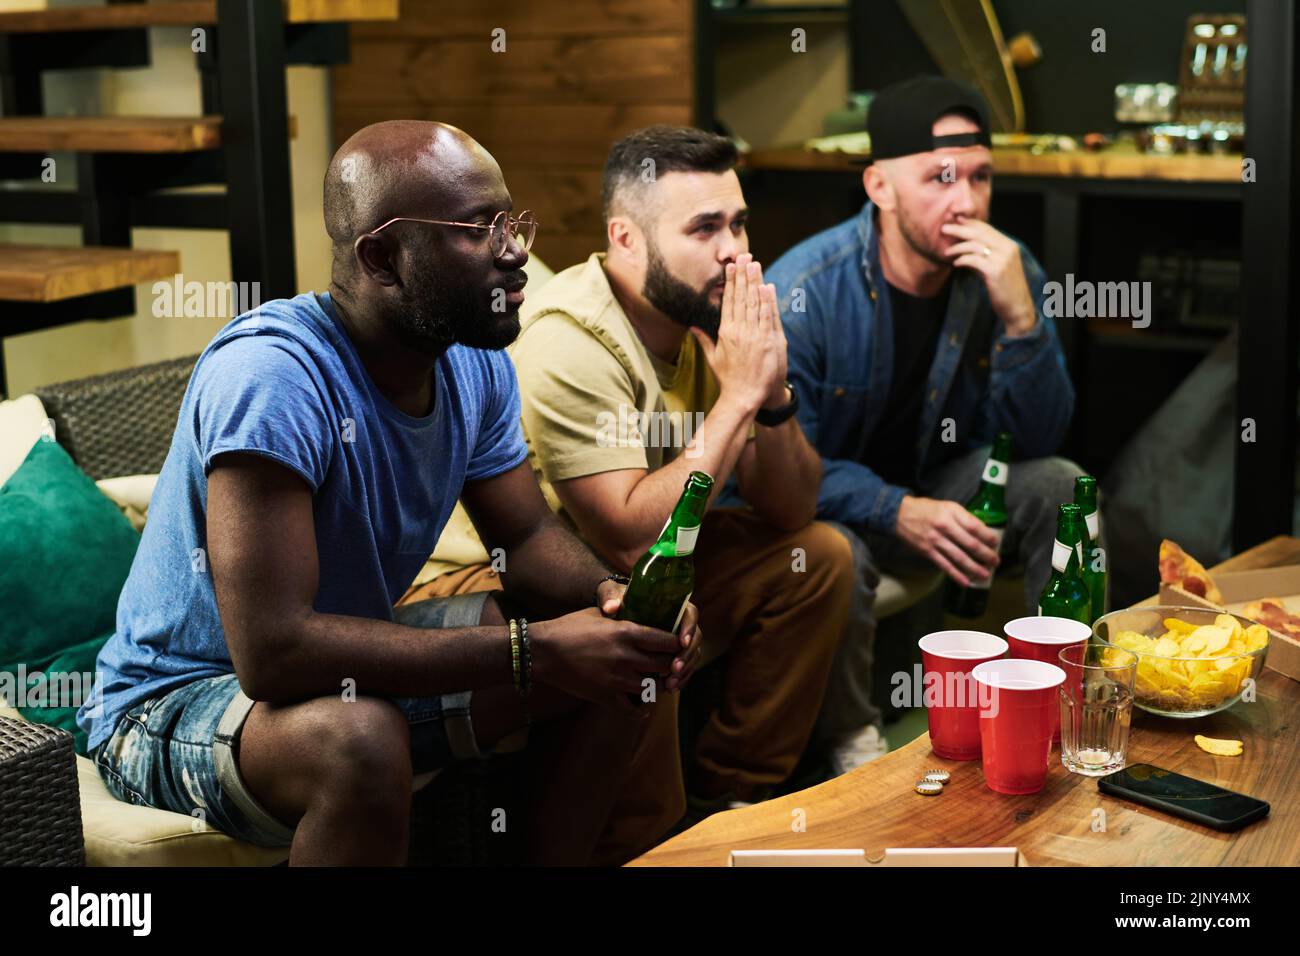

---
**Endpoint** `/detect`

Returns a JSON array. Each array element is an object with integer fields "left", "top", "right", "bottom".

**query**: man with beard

[
  {"left": 766, "top": 77, "right": 1083, "bottom": 739},
  {"left": 417, "top": 125, "right": 856, "bottom": 815},
  {"left": 77, "top": 121, "right": 701, "bottom": 866}
]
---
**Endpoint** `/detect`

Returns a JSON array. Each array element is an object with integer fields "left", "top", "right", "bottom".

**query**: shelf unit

[{"left": 0, "top": 0, "right": 398, "bottom": 397}]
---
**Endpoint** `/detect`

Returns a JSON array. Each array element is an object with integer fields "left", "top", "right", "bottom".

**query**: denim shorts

[{"left": 91, "top": 592, "right": 494, "bottom": 848}]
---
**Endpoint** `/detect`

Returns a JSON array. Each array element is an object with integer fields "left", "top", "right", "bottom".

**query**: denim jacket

[{"left": 765, "top": 200, "right": 1074, "bottom": 535}]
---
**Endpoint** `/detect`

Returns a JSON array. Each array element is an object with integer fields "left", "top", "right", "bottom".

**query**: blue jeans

[{"left": 91, "top": 592, "right": 492, "bottom": 847}]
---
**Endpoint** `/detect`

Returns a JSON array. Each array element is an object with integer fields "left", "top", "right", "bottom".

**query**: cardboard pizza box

[{"left": 1161, "top": 564, "right": 1300, "bottom": 683}]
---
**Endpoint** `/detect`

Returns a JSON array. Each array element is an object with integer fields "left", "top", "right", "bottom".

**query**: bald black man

[{"left": 77, "top": 121, "right": 699, "bottom": 866}]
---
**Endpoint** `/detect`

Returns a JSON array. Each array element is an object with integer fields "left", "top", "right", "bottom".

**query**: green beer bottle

[
  {"left": 618, "top": 471, "right": 713, "bottom": 634},
  {"left": 944, "top": 432, "right": 1012, "bottom": 618},
  {"left": 1038, "top": 503, "right": 1093, "bottom": 625},
  {"left": 1073, "top": 475, "right": 1106, "bottom": 623}
]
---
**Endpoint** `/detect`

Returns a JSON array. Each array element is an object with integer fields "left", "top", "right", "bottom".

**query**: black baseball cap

[{"left": 867, "top": 75, "right": 992, "bottom": 162}]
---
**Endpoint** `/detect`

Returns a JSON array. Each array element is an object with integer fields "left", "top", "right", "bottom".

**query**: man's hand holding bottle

[
  {"left": 528, "top": 593, "right": 701, "bottom": 717},
  {"left": 896, "top": 495, "right": 1001, "bottom": 588}
]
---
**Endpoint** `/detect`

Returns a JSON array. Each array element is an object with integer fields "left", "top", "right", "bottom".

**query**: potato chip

[
  {"left": 1244, "top": 624, "right": 1270, "bottom": 652},
  {"left": 1164, "top": 618, "right": 1197, "bottom": 635},
  {"left": 1190, "top": 673, "right": 1225, "bottom": 697},
  {"left": 1153, "top": 636, "right": 1182, "bottom": 658},
  {"left": 1202, "top": 626, "right": 1232, "bottom": 654},
  {"left": 1114, "top": 630, "right": 1153, "bottom": 652},
  {"left": 1215, "top": 614, "right": 1243, "bottom": 639},
  {"left": 1194, "top": 735, "right": 1243, "bottom": 756}
]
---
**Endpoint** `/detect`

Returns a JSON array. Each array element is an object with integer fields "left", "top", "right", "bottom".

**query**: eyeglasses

[{"left": 366, "top": 209, "right": 537, "bottom": 258}]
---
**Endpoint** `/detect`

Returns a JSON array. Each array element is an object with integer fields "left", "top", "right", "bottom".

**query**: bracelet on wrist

[
  {"left": 593, "top": 572, "right": 630, "bottom": 608},
  {"left": 518, "top": 617, "right": 532, "bottom": 700},
  {"left": 754, "top": 380, "right": 799, "bottom": 427},
  {"left": 508, "top": 619, "right": 522, "bottom": 695}
]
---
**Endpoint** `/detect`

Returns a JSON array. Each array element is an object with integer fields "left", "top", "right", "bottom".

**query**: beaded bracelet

[
  {"left": 517, "top": 617, "right": 533, "bottom": 699},
  {"left": 508, "top": 619, "right": 522, "bottom": 695},
  {"left": 594, "top": 572, "right": 630, "bottom": 608}
]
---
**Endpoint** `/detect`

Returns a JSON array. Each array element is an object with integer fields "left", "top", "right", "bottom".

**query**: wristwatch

[{"left": 754, "top": 380, "right": 799, "bottom": 427}]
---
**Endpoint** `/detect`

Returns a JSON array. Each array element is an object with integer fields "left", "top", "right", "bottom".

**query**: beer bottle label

[
  {"left": 675, "top": 524, "right": 700, "bottom": 556},
  {"left": 981, "top": 459, "right": 1009, "bottom": 486},
  {"left": 1084, "top": 510, "right": 1099, "bottom": 541},
  {"left": 671, "top": 591, "right": 694, "bottom": 633},
  {"left": 1051, "top": 539, "right": 1072, "bottom": 573}
]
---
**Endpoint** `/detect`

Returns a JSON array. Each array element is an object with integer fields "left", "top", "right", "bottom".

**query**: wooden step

[
  {"left": 0, "top": 0, "right": 398, "bottom": 33},
  {"left": 0, "top": 114, "right": 296, "bottom": 152},
  {"left": 0, "top": 116, "right": 220, "bottom": 152},
  {"left": 0, "top": 244, "right": 180, "bottom": 303}
]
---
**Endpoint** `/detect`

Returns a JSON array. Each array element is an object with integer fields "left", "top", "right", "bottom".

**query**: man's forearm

[
  {"left": 241, "top": 612, "right": 511, "bottom": 703},
  {"left": 741, "top": 417, "right": 822, "bottom": 528},
  {"left": 497, "top": 510, "right": 615, "bottom": 615}
]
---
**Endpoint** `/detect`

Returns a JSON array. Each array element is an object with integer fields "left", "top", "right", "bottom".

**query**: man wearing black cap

[{"left": 766, "top": 76, "right": 1084, "bottom": 748}]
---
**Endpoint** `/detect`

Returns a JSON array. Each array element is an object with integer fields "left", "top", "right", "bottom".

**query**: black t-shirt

[{"left": 865, "top": 281, "right": 951, "bottom": 487}]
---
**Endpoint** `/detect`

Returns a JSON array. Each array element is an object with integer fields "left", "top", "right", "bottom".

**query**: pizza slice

[
  {"left": 1158, "top": 539, "right": 1224, "bottom": 604},
  {"left": 1240, "top": 598, "right": 1300, "bottom": 641}
]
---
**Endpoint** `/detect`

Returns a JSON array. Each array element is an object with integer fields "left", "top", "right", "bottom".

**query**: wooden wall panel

[
  {"left": 332, "top": 103, "right": 692, "bottom": 168},
  {"left": 332, "top": 0, "right": 695, "bottom": 269},
  {"left": 346, "top": 0, "right": 692, "bottom": 39},
  {"left": 334, "top": 36, "right": 691, "bottom": 107}
]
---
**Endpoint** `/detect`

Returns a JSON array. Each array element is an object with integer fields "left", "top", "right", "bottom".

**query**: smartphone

[{"left": 1097, "top": 764, "right": 1269, "bottom": 832}]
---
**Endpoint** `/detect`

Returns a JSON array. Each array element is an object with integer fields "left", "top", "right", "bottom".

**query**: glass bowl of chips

[{"left": 1093, "top": 605, "right": 1268, "bottom": 717}]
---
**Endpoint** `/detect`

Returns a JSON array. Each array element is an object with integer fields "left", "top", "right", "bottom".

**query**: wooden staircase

[
  {"left": 0, "top": 245, "right": 180, "bottom": 303},
  {"left": 0, "top": 0, "right": 399, "bottom": 397},
  {"left": 0, "top": 116, "right": 223, "bottom": 152}
]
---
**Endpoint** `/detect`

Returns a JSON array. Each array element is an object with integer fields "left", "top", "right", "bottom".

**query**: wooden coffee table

[{"left": 630, "top": 536, "right": 1300, "bottom": 867}]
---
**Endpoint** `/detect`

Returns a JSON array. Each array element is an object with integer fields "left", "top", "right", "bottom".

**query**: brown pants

[
  {"left": 400, "top": 510, "right": 852, "bottom": 843},
  {"left": 688, "top": 510, "right": 851, "bottom": 799}
]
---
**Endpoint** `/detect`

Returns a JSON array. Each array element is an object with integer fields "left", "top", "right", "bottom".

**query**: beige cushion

[
  {"left": 0, "top": 394, "right": 50, "bottom": 488},
  {"left": 95, "top": 473, "right": 158, "bottom": 532},
  {"left": 95, "top": 473, "right": 158, "bottom": 514},
  {"left": 1, "top": 704, "right": 287, "bottom": 866},
  {"left": 875, "top": 569, "right": 943, "bottom": 619}
]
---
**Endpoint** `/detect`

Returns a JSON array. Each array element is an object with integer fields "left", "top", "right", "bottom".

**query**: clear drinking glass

[{"left": 1058, "top": 643, "right": 1137, "bottom": 776}]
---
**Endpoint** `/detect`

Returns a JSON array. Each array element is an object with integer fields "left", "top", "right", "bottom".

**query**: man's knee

[
  {"left": 821, "top": 521, "right": 882, "bottom": 595},
  {"left": 1015, "top": 455, "right": 1085, "bottom": 511},
  {"left": 294, "top": 696, "right": 412, "bottom": 794},
  {"left": 796, "top": 521, "right": 857, "bottom": 595}
]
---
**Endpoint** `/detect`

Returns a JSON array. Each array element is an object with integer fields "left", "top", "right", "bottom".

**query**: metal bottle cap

[
  {"left": 923, "top": 770, "right": 951, "bottom": 785},
  {"left": 915, "top": 780, "right": 944, "bottom": 795}
]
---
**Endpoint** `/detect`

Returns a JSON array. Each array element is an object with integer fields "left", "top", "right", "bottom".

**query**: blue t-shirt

[{"left": 77, "top": 291, "right": 527, "bottom": 752}]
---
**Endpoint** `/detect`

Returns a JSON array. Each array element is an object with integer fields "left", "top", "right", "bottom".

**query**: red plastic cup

[
  {"left": 972, "top": 659, "right": 1067, "bottom": 795},
  {"left": 1003, "top": 616, "right": 1091, "bottom": 744},
  {"left": 918, "top": 630, "right": 1008, "bottom": 760}
]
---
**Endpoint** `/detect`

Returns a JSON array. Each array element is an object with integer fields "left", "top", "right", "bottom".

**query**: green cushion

[{"left": 0, "top": 439, "right": 140, "bottom": 753}]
